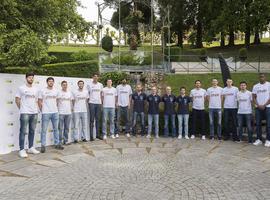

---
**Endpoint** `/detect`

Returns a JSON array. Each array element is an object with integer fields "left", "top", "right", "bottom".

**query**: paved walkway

[{"left": 0, "top": 137, "right": 270, "bottom": 200}]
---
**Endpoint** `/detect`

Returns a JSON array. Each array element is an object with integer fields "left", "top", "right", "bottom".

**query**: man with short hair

[
  {"left": 252, "top": 73, "right": 270, "bottom": 147},
  {"left": 207, "top": 79, "right": 223, "bottom": 140},
  {"left": 237, "top": 81, "right": 253, "bottom": 143},
  {"left": 72, "top": 80, "right": 89, "bottom": 143},
  {"left": 38, "top": 77, "right": 64, "bottom": 153},
  {"left": 222, "top": 79, "right": 239, "bottom": 141},
  {"left": 132, "top": 84, "right": 147, "bottom": 137},
  {"left": 102, "top": 79, "right": 117, "bottom": 140},
  {"left": 15, "top": 72, "right": 40, "bottom": 158},
  {"left": 162, "top": 86, "right": 176, "bottom": 137},
  {"left": 57, "top": 81, "right": 73, "bottom": 145},
  {"left": 116, "top": 79, "right": 133, "bottom": 137},
  {"left": 176, "top": 87, "right": 192, "bottom": 140},
  {"left": 87, "top": 74, "right": 103, "bottom": 141},
  {"left": 190, "top": 80, "right": 207, "bottom": 140},
  {"left": 147, "top": 86, "right": 161, "bottom": 138}
]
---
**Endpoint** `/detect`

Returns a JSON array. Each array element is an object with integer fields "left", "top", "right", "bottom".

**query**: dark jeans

[
  {"left": 238, "top": 114, "right": 253, "bottom": 143},
  {"left": 89, "top": 103, "right": 101, "bottom": 139},
  {"left": 224, "top": 108, "right": 238, "bottom": 140},
  {"left": 192, "top": 109, "right": 206, "bottom": 136},
  {"left": 164, "top": 114, "right": 176, "bottom": 137},
  {"left": 19, "top": 114, "right": 38, "bottom": 150},
  {"left": 115, "top": 106, "right": 130, "bottom": 134},
  {"left": 132, "top": 112, "right": 145, "bottom": 136},
  {"left": 257, "top": 108, "right": 270, "bottom": 141}
]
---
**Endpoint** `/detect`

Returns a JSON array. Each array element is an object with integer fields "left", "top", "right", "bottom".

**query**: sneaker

[
  {"left": 146, "top": 134, "right": 151, "bottom": 139},
  {"left": 178, "top": 135, "right": 182, "bottom": 139},
  {"left": 40, "top": 146, "right": 46, "bottom": 153},
  {"left": 28, "top": 147, "right": 40, "bottom": 154},
  {"left": 253, "top": 139, "right": 262, "bottom": 146},
  {"left": 185, "top": 135, "right": 189, "bottom": 140},
  {"left": 73, "top": 140, "right": 78, "bottom": 144},
  {"left": 82, "top": 139, "right": 87, "bottom": 142},
  {"left": 103, "top": 135, "right": 107, "bottom": 140},
  {"left": 218, "top": 137, "right": 222, "bottom": 141},
  {"left": 126, "top": 133, "right": 130, "bottom": 138},
  {"left": 210, "top": 136, "right": 214, "bottom": 140},
  {"left": 155, "top": 135, "right": 159, "bottom": 139},
  {"left": 201, "top": 135, "right": 206, "bottom": 140},
  {"left": 55, "top": 145, "right": 64, "bottom": 150},
  {"left": 265, "top": 140, "right": 270, "bottom": 147},
  {"left": 111, "top": 135, "right": 116, "bottom": 139},
  {"left": 115, "top": 134, "right": 119, "bottom": 138},
  {"left": 19, "top": 149, "right": 28, "bottom": 158},
  {"left": 191, "top": 135, "right": 195, "bottom": 139}
]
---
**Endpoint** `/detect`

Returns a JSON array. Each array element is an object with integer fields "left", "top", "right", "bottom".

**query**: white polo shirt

[
  {"left": 190, "top": 88, "right": 207, "bottom": 110},
  {"left": 38, "top": 87, "right": 59, "bottom": 114},
  {"left": 222, "top": 86, "right": 239, "bottom": 109},
  {"left": 207, "top": 86, "right": 223, "bottom": 109},
  {"left": 252, "top": 82, "right": 270, "bottom": 107},
  {"left": 116, "top": 84, "right": 132, "bottom": 107}
]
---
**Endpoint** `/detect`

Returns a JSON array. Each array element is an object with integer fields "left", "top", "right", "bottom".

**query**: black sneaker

[
  {"left": 218, "top": 137, "right": 222, "bottom": 141},
  {"left": 73, "top": 140, "right": 78, "bottom": 144},
  {"left": 55, "top": 145, "right": 64, "bottom": 150},
  {"left": 41, "top": 146, "right": 46, "bottom": 153},
  {"left": 210, "top": 136, "right": 214, "bottom": 140},
  {"left": 82, "top": 139, "right": 87, "bottom": 142},
  {"left": 90, "top": 137, "right": 94, "bottom": 141}
]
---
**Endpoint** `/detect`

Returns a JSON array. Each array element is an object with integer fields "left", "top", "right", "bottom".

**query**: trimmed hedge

[
  {"left": 48, "top": 52, "right": 74, "bottom": 63},
  {"left": 0, "top": 60, "right": 99, "bottom": 78}
]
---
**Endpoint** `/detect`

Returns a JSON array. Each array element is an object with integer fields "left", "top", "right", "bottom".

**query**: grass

[{"left": 163, "top": 73, "right": 270, "bottom": 95}]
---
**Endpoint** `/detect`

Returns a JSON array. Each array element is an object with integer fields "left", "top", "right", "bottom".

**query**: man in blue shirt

[
  {"left": 132, "top": 84, "right": 147, "bottom": 136},
  {"left": 162, "top": 86, "right": 176, "bottom": 137},
  {"left": 176, "top": 87, "right": 192, "bottom": 139},
  {"left": 147, "top": 86, "right": 161, "bottom": 138}
]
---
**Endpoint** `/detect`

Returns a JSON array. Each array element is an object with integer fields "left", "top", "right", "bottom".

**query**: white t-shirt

[
  {"left": 222, "top": 86, "right": 239, "bottom": 109},
  {"left": 116, "top": 84, "right": 132, "bottom": 107},
  {"left": 207, "top": 86, "right": 223, "bottom": 109},
  {"left": 252, "top": 82, "right": 270, "bottom": 108},
  {"left": 87, "top": 82, "right": 103, "bottom": 104},
  {"left": 57, "top": 90, "right": 73, "bottom": 115},
  {"left": 38, "top": 88, "right": 59, "bottom": 114},
  {"left": 15, "top": 85, "right": 39, "bottom": 114},
  {"left": 72, "top": 89, "right": 89, "bottom": 113},
  {"left": 237, "top": 90, "right": 253, "bottom": 114},
  {"left": 102, "top": 87, "right": 117, "bottom": 108},
  {"left": 190, "top": 88, "right": 207, "bottom": 110}
]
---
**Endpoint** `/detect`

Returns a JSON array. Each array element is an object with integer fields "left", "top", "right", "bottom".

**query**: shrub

[
  {"left": 99, "top": 72, "right": 130, "bottom": 86},
  {"left": 70, "top": 50, "right": 94, "bottom": 61},
  {"left": 101, "top": 36, "right": 113, "bottom": 52},
  {"left": 48, "top": 52, "right": 74, "bottom": 63},
  {"left": 239, "top": 48, "right": 248, "bottom": 59}
]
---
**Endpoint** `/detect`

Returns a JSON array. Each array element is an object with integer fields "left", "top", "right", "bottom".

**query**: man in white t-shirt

[
  {"left": 116, "top": 78, "right": 132, "bottom": 137},
  {"left": 15, "top": 72, "right": 40, "bottom": 158},
  {"left": 237, "top": 81, "right": 253, "bottom": 143},
  {"left": 38, "top": 77, "right": 64, "bottom": 153},
  {"left": 222, "top": 79, "right": 239, "bottom": 141},
  {"left": 206, "top": 79, "right": 223, "bottom": 140},
  {"left": 102, "top": 79, "right": 117, "bottom": 140},
  {"left": 87, "top": 74, "right": 103, "bottom": 141},
  {"left": 72, "top": 80, "right": 89, "bottom": 143},
  {"left": 190, "top": 80, "right": 207, "bottom": 140},
  {"left": 57, "top": 81, "right": 73, "bottom": 145},
  {"left": 252, "top": 73, "right": 270, "bottom": 147}
]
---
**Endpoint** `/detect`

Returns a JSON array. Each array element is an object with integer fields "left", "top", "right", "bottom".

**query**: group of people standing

[{"left": 15, "top": 72, "right": 270, "bottom": 158}]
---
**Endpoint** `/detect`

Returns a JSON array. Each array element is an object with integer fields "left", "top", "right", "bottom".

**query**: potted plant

[{"left": 239, "top": 48, "right": 247, "bottom": 61}]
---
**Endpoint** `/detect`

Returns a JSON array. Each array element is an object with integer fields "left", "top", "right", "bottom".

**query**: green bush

[
  {"left": 48, "top": 52, "right": 74, "bottom": 63},
  {"left": 239, "top": 48, "right": 248, "bottom": 58},
  {"left": 0, "top": 60, "right": 99, "bottom": 78},
  {"left": 101, "top": 36, "right": 113, "bottom": 52},
  {"left": 99, "top": 72, "right": 130, "bottom": 86},
  {"left": 70, "top": 50, "right": 94, "bottom": 61},
  {"left": 112, "top": 53, "right": 140, "bottom": 65}
]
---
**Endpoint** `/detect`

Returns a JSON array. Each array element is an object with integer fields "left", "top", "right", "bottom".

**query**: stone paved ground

[{"left": 0, "top": 137, "right": 270, "bottom": 200}]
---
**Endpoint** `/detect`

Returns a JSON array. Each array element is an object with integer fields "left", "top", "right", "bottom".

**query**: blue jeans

[
  {"left": 89, "top": 103, "right": 101, "bottom": 139},
  {"left": 73, "top": 112, "right": 87, "bottom": 141},
  {"left": 116, "top": 106, "right": 130, "bottom": 134},
  {"left": 59, "top": 114, "right": 72, "bottom": 143},
  {"left": 41, "top": 113, "right": 60, "bottom": 146},
  {"left": 102, "top": 108, "right": 115, "bottom": 136},
  {"left": 224, "top": 108, "right": 238, "bottom": 140},
  {"left": 209, "top": 109, "right": 222, "bottom": 138},
  {"left": 164, "top": 114, "right": 176, "bottom": 137},
  {"left": 267, "top": 108, "right": 270, "bottom": 141},
  {"left": 19, "top": 114, "right": 38, "bottom": 150},
  {"left": 237, "top": 114, "right": 253, "bottom": 142},
  {"left": 148, "top": 114, "right": 159, "bottom": 136},
  {"left": 255, "top": 108, "right": 266, "bottom": 140},
  {"left": 177, "top": 114, "right": 189, "bottom": 137},
  {"left": 132, "top": 112, "right": 145, "bottom": 136}
]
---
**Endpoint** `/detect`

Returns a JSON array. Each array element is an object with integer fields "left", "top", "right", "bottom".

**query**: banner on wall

[{"left": 0, "top": 73, "right": 93, "bottom": 155}]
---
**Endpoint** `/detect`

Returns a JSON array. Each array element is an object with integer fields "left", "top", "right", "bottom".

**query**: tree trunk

[
  {"left": 177, "top": 31, "right": 183, "bottom": 48},
  {"left": 228, "top": 28, "right": 235, "bottom": 46},
  {"left": 220, "top": 32, "right": 225, "bottom": 47},
  {"left": 196, "top": 21, "right": 203, "bottom": 48},
  {"left": 253, "top": 29, "right": 261, "bottom": 45},
  {"left": 245, "top": 25, "right": 251, "bottom": 47}
]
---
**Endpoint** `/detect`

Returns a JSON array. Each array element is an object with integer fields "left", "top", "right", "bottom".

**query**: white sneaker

[
  {"left": 146, "top": 134, "right": 151, "bottom": 139},
  {"left": 19, "top": 149, "right": 28, "bottom": 158},
  {"left": 191, "top": 135, "right": 195, "bottom": 139},
  {"left": 155, "top": 135, "right": 159, "bottom": 139},
  {"left": 185, "top": 135, "right": 189, "bottom": 140},
  {"left": 202, "top": 135, "right": 206, "bottom": 140},
  {"left": 178, "top": 135, "right": 182, "bottom": 139},
  {"left": 28, "top": 147, "right": 40, "bottom": 154},
  {"left": 126, "top": 133, "right": 130, "bottom": 138},
  {"left": 111, "top": 135, "right": 116, "bottom": 139},
  {"left": 103, "top": 135, "right": 107, "bottom": 140},
  {"left": 115, "top": 134, "right": 119, "bottom": 138},
  {"left": 265, "top": 140, "right": 270, "bottom": 147},
  {"left": 253, "top": 139, "right": 262, "bottom": 146}
]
